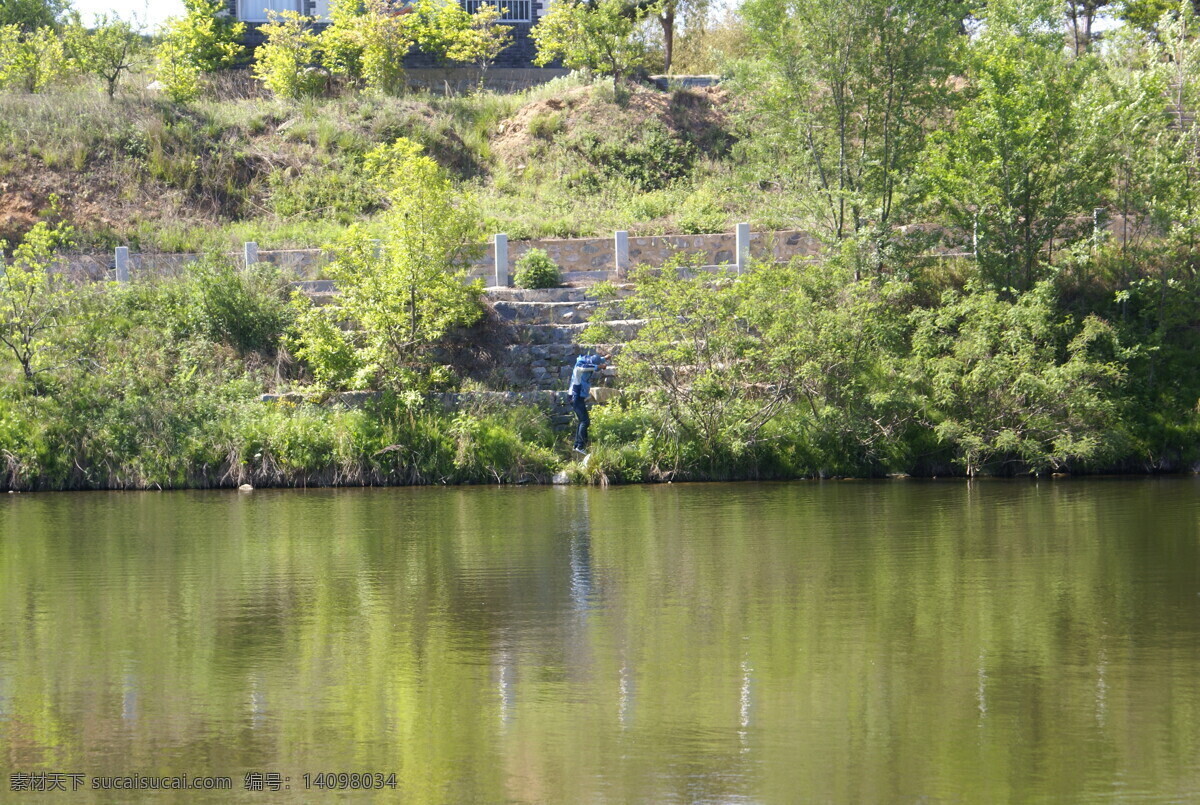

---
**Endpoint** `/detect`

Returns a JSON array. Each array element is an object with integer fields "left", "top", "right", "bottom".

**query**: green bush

[
  {"left": 188, "top": 255, "right": 296, "bottom": 354},
  {"left": 513, "top": 248, "right": 561, "bottom": 289}
]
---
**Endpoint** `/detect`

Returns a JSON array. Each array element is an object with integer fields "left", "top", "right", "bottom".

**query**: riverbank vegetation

[{"left": 4, "top": 0, "right": 1200, "bottom": 488}]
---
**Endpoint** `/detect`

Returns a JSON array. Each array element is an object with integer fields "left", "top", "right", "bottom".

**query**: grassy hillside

[{"left": 0, "top": 74, "right": 777, "bottom": 254}]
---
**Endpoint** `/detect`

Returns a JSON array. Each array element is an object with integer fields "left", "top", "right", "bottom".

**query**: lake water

[{"left": 2, "top": 480, "right": 1199, "bottom": 803}]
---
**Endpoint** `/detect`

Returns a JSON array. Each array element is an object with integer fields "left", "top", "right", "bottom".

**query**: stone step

[
  {"left": 517, "top": 320, "right": 644, "bottom": 345},
  {"left": 293, "top": 279, "right": 336, "bottom": 294},
  {"left": 503, "top": 342, "right": 624, "bottom": 359},
  {"left": 485, "top": 284, "right": 636, "bottom": 303},
  {"left": 490, "top": 300, "right": 600, "bottom": 325},
  {"left": 486, "top": 286, "right": 590, "bottom": 303}
]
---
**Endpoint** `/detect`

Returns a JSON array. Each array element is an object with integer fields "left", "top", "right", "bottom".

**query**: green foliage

[
  {"left": 64, "top": 14, "right": 146, "bottom": 99},
  {"left": 1119, "top": 0, "right": 1200, "bottom": 32},
  {"left": 527, "top": 109, "right": 564, "bottom": 139},
  {"left": 408, "top": 0, "right": 470, "bottom": 58},
  {"left": 154, "top": 0, "right": 245, "bottom": 102},
  {"left": 267, "top": 164, "right": 382, "bottom": 221},
  {"left": 918, "top": 0, "right": 1111, "bottom": 291},
  {"left": 908, "top": 280, "right": 1129, "bottom": 475},
  {"left": 153, "top": 36, "right": 203, "bottom": 103},
  {"left": 567, "top": 119, "right": 696, "bottom": 191},
  {"left": 532, "top": 0, "right": 653, "bottom": 82},
  {"left": 289, "top": 295, "right": 363, "bottom": 388},
  {"left": 358, "top": 0, "right": 414, "bottom": 94},
  {"left": 513, "top": 248, "right": 561, "bottom": 288},
  {"left": 187, "top": 255, "right": 295, "bottom": 354},
  {"left": 615, "top": 256, "right": 911, "bottom": 474},
  {"left": 0, "top": 0, "right": 66, "bottom": 31},
  {"left": 0, "top": 24, "right": 68, "bottom": 92},
  {"left": 320, "top": 0, "right": 369, "bottom": 83},
  {"left": 291, "top": 138, "right": 485, "bottom": 391},
  {"left": 253, "top": 11, "right": 326, "bottom": 100},
  {"left": 449, "top": 406, "right": 557, "bottom": 482},
  {"left": 444, "top": 3, "right": 514, "bottom": 83},
  {"left": 0, "top": 209, "right": 75, "bottom": 385},
  {"left": 738, "top": 0, "right": 964, "bottom": 240},
  {"left": 676, "top": 186, "right": 725, "bottom": 234}
]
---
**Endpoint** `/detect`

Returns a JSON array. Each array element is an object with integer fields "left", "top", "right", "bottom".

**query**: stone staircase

[
  {"left": 486, "top": 285, "right": 640, "bottom": 391},
  {"left": 291, "top": 280, "right": 644, "bottom": 392}
]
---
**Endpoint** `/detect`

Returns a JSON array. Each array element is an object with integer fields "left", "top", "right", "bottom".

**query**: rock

[
  {"left": 552, "top": 471, "right": 571, "bottom": 485},
  {"left": 238, "top": 484, "right": 254, "bottom": 492}
]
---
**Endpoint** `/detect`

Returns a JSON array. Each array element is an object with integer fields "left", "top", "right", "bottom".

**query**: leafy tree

[
  {"left": 610, "top": 258, "right": 910, "bottom": 472},
  {"left": 153, "top": 36, "right": 203, "bottom": 102},
  {"left": 320, "top": 0, "right": 413, "bottom": 93},
  {"left": 445, "top": 3, "right": 513, "bottom": 86},
  {"left": 154, "top": 0, "right": 244, "bottom": 101},
  {"left": 739, "top": 0, "right": 964, "bottom": 244},
  {"left": 253, "top": 10, "right": 325, "bottom": 99},
  {"left": 0, "top": 0, "right": 67, "bottom": 32},
  {"left": 669, "top": 5, "right": 747, "bottom": 74},
  {"left": 654, "top": 0, "right": 709, "bottom": 74},
  {"left": 65, "top": 13, "right": 146, "bottom": 99},
  {"left": 0, "top": 213, "right": 76, "bottom": 387},
  {"left": 291, "top": 139, "right": 484, "bottom": 391},
  {"left": 532, "top": 0, "right": 653, "bottom": 83},
  {"left": 358, "top": 0, "right": 413, "bottom": 94},
  {"left": 1120, "top": 0, "right": 1200, "bottom": 33},
  {"left": 320, "top": 0, "right": 369, "bottom": 83},
  {"left": 1151, "top": 1, "right": 1200, "bottom": 245},
  {"left": 408, "top": 0, "right": 470, "bottom": 59},
  {"left": 1067, "top": 0, "right": 1111, "bottom": 54},
  {"left": 908, "top": 281, "right": 1128, "bottom": 476},
  {"left": 1092, "top": 3, "right": 1200, "bottom": 412},
  {"left": 919, "top": 0, "right": 1111, "bottom": 291},
  {"left": 0, "top": 24, "right": 67, "bottom": 92}
]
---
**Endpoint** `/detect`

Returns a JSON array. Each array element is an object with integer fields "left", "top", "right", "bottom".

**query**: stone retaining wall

[
  {"left": 58, "top": 228, "right": 823, "bottom": 283},
  {"left": 57, "top": 215, "right": 1151, "bottom": 282},
  {"left": 464, "top": 228, "right": 827, "bottom": 281}
]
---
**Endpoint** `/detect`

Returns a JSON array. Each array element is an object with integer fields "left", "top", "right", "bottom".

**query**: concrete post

[
  {"left": 735, "top": 222, "right": 750, "bottom": 274},
  {"left": 972, "top": 216, "right": 979, "bottom": 259},
  {"left": 243, "top": 241, "right": 258, "bottom": 268},
  {"left": 115, "top": 246, "right": 129, "bottom": 283},
  {"left": 615, "top": 230, "right": 629, "bottom": 280},
  {"left": 494, "top": 233, "right": 508, "bottom": 287}
]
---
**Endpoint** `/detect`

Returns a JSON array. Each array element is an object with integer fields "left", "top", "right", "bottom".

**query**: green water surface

[{"left": 2, "top": 480, "right": 1199, "bottom": 803}]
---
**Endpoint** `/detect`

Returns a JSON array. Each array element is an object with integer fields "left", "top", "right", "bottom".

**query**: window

[
  {"left": 460, "top": 0, "right": 531, "bottom": 23},
  {"left": 239, "top": 0, "right": 301, "bottom": 22}
]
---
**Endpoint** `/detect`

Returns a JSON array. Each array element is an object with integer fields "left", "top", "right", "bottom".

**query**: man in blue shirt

[{"left": 568, "top": 353, "right": 607, "bottom": 455}]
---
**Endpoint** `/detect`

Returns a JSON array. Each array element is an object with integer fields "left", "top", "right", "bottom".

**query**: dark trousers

[{"left": 571, "top": 394, "right": 590, "bottom": 449}]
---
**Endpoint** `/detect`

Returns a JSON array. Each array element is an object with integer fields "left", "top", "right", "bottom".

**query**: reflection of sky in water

[
  {"left": 569, "top": 501, "right": 594, "bottom": 613},
  {"left": 496, "top": 648, "right": 515, "bottom": 730},
  {"left": 122, "top": 672, "right": 138, "bottom": 724}
]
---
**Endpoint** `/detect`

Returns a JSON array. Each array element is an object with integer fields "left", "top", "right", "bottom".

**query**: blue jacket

[{"left": 569, "top": 355, "right": 602, "bottom": 399}]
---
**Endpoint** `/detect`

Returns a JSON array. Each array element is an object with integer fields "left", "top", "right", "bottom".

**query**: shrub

[
  {"left": 0, "top": 24, "right": 68, "bottom": 92},
  {"left": 513, "top": 248, "right": 561, "bottom": 288},
  {"left": 187, "top": 255, "right": 295, "bottom": 354},
  {"left": 253, "top": 11, "right": 326, "bottom": 100}
]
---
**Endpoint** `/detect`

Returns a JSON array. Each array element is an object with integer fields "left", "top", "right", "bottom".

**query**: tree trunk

[{"left": 660, "top": 8, "right": 675, "bottom": 74}]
